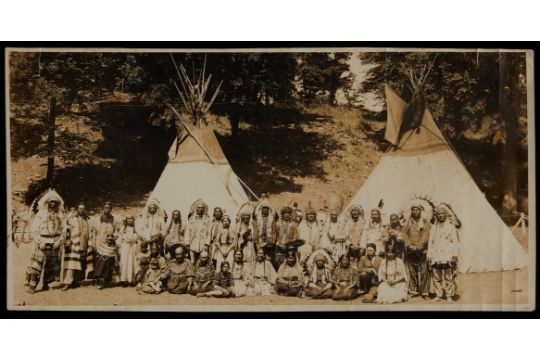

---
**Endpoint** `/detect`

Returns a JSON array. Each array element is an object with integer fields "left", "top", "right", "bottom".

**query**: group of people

[{"left": 20, "top": 190, "right": 462, "bottom": 304}]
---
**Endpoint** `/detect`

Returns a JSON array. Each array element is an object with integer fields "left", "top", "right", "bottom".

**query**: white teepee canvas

[
  {"left": 347, "top": 86, "right": 528, "bottom": 273},
  {"left": 147, "top": 126, "right": 250, "bottom": 222}
]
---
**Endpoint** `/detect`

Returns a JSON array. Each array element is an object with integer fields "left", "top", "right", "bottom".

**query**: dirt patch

[{"left": 8, "top": 243, "right": 528, "bottom": 310}]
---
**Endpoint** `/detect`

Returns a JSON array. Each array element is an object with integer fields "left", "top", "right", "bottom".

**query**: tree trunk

[
  {"left": 46, "top": 96, "right": 57, "bottom": 187},
  {"left": 499, "top": 54, "right": 520, "bottom": 216},
  {"left": 230, "top": 116, "right": 240, "bottom": 139}
]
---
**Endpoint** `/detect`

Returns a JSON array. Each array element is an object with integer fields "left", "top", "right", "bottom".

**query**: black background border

[{"left": 1, "top": 41, "right": 538, "bottom": 319}]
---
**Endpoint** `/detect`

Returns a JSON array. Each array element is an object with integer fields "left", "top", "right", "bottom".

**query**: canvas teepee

[
  {"left": 347, "top": 85, "right": 528, "bottom": 273},
  {"left": 146, "top": 56, "right": 253, "bottom": 220}
]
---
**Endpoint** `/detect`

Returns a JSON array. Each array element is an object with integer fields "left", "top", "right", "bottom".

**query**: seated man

[
  {"left": 196, "top": 261, "right": 235, "bottom": 298},
  {"left": 247, "top": 247, "right": 277, "bottom": 296},
  {"left": 275, "top": 249, "right": 304, "bottom": 297},
  {"left": 163, "top": 244, "right": 193, "bottom": 294},
  {"left": 331, "top": 255, "right": 359, "bottom": 301},
  {"left": 305, "top": 253, "right": 334, "bottom": 299},
  {"left": 189, "top": 251, "right": 215, "bottom": 296},
  {"left": 94, "top": 234, "right": 119, "bottom": 290},
  {"left": 357, "top": 243, "right": 382, "bottom": 302}
]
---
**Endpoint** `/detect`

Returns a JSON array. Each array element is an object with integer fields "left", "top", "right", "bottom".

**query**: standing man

[
  {"left": 359, "top": 208, "right": 385, "bottom": 256},
  {"left": 137, "top": 199, "right": 166, "bottom": 253},
  {"left": 428, "top": 205, "right": 460, "bottom": 302},
  {"left": 92, "top": 201, "right": 119, "bottom": 247},
  {"left": 252, "top": 199, "right": 277, "bottom": 261},
  {"left": 163, "top": 209, "right": 184, "bottom": 255},
  {"left": 384, "top": 213, "right": 405, "bottom": 259},
  {"left": 275, "top": 206, "right": 299, "bottom": 268},
  {"left": 320, "top": 208, "right": 344, "bottom": 263},
  {"left": 297, "top": 202, "right": 321, "bottom": 266},
  {"left": 234, "top": 204, "right": 256, "bottom": 264},
  {"left": 403, "top": 202, "right": 432, "bottom": 299},
  {"left": 341, "top": 204, "right": 365, "bottom": 259},
  {"left": 184, "top": 199, "right": 212, "bottom": 264},
  {"left": 61, "top": 202, "right": 92, "bottom": 290},
  {"left": 209, "top": 207, "right": 224, "bottom": 260},
  {"left": 26, "top": 190, "right": 65, "bottom": 293}
]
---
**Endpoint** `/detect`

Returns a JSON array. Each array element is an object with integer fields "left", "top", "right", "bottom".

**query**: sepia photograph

[{"left": 5, "top": 47, "right": 535, "bottom": 312}]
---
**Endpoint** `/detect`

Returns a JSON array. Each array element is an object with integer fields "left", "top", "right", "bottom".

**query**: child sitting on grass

[{"left": 137, "top": 258, "right": 165, "bottom": 294}]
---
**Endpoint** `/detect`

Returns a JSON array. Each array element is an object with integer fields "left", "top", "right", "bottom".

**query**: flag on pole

[{"left": 384, "top": 85, "right": 408, "bottom": 145}]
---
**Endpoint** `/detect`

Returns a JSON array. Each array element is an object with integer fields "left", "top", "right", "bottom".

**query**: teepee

[
  {"left": 146, "top": 56, "right": 254, "bottom": 220},
  {"left": 347, "top": 84, "right": 528, "bottom": 273}
]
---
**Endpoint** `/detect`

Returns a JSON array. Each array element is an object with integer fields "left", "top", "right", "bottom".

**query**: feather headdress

[
  {"left": 36, "top": 189, "right": 65, "bottom": 215},
  {"left": 400, "top": 195, "right": 434, "bottom": 223},
  {"left": 188, "top": 199, "right": 209, "bottom": 219}
]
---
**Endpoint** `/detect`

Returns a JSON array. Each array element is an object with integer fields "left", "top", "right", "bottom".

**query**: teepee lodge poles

[
  {"left": 170, "top": 54, "right": 223, "bottom": 128},
  {"left": 397, "top": 54, "right": 438, "bottom": 141}
]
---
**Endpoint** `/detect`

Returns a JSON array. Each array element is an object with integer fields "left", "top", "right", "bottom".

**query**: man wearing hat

[
  {"left": 163, "top": 244, "right": 194, "bottom": 294},
  {"left": 275, "top": 205, "right": 299, "bottom": 268},
  {"left": 26, "top": 190, "right": 65, "bottom": 293},
  {"left": 184, "top": 199, "right": 212, "bottom": 264},
  {"left": 234, "top": 203, "right": 256, "bottom": 264},
  {"left": 305, "top": 253, "right": 334, "bottom": 299},
  {"left": 137, "top": 199, "right": 166, "bottom": 254},
  {"left": 297, "top": 202, "right": 321, "bottom": 266},
  {"left": 320, "top": 207, "right": 343, "bottom": 263},
  {"left": 341, "top": 204, "right": 365, "bottom": 258},
  {"left": 403, "top": 201, "right": 432, "bottom": 298},
  {"left": 427, "top": 205, "right": 460, "bottom": 302},
  {"left": 252, "top": 199, "right": 277, "bottom": 262}
]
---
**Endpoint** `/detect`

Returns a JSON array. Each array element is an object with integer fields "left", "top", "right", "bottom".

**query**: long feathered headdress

[
  {"left": 434, "top": 202, "right": 462, "bottom": 227},
  {"left": 188, "top": 199, "right": 209, "bottom": 219},
  {"left": 236, "top": 202, "right": 255, "bottom": 223},
  {"left": 36, "top": 189, "right": 65, "bottom": 214},
  {"left": 142, "top": 198, "right": 167, "bottom": 219},
  {"left": 400, "top": 195, "right": 434, "bottom": 223}
]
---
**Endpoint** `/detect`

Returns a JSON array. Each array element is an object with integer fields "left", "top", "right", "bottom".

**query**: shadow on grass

[
  {"left": 215, "top": 103, "right": 343, "bottom": 196},
  {"left": 24, "top": 103, "right": 176, "bottom": 211}
]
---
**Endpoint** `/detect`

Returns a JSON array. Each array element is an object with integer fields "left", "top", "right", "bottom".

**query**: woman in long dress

[
  {"left": 377, "top": 247, "right": 408, "bottom": 304},
  {"left": 119, "top": 215, "right": 140, "bottom": 286},
  {"left": 213, "top": 215, "right": 237, "bottom": 271}
]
